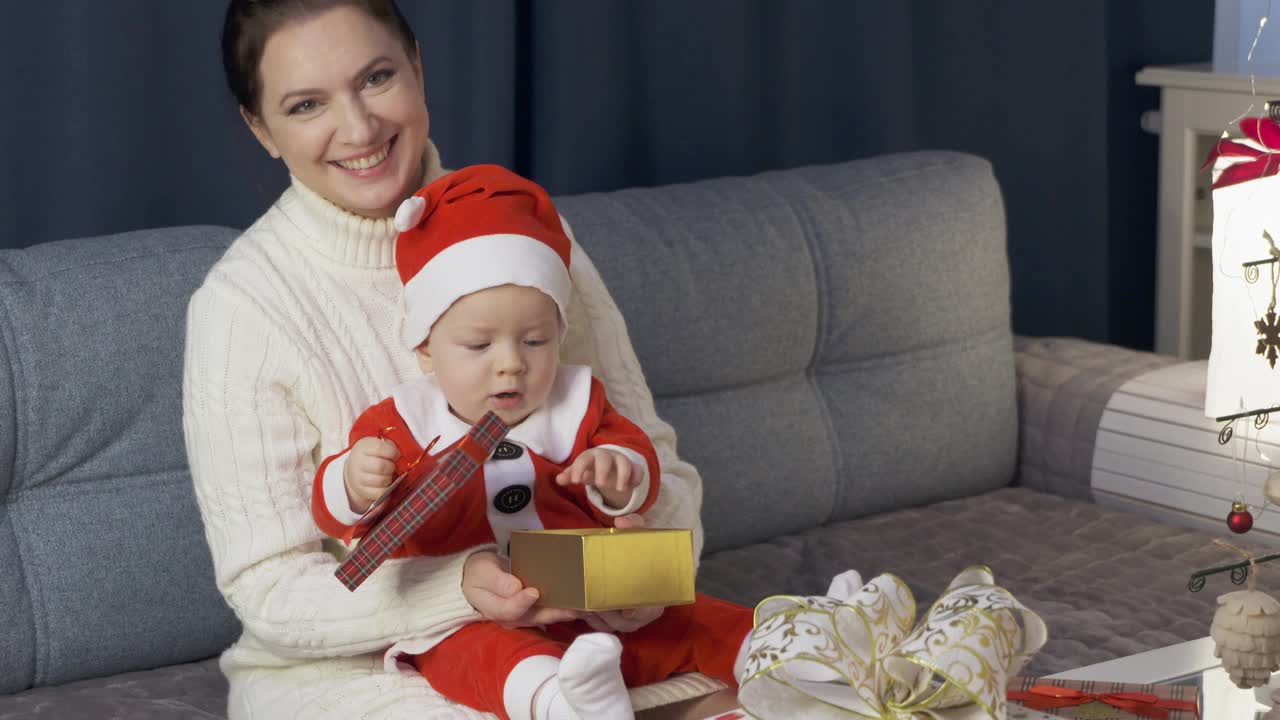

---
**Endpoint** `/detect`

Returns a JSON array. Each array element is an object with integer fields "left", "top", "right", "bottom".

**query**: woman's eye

[
  {"left": 287, "top": 99, "right": 317, "bottom": 115},
  {"left": 365, "top": 69, "right": 394, "bottom": 87}
]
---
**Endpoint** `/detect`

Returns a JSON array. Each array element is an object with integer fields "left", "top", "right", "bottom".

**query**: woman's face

[{"left": 244, "top": 5, "right": 429, "bottom": 219}]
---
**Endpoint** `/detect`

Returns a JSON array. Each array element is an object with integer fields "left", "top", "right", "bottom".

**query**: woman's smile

[{"left": 331, "top": 135, "right": 396, "bottom": 176}]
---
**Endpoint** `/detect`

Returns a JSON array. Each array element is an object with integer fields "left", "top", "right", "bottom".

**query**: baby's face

[{"left": 420, "top": 284, "right": 561, "bottom": 426}]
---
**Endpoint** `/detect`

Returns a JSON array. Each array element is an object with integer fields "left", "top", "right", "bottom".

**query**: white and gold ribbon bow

[{"left": 738, "top": 566, "right": 1047, "bottom": 719}]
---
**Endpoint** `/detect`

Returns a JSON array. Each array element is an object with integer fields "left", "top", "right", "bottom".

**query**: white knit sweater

[{"left": 181, "top": 142, "right": 704, "bottom": 694}]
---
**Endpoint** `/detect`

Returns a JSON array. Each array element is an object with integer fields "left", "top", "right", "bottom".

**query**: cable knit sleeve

[
  {"left": 182, "top": 281, "right": 481, "bottom": 660},
  {"left": 559, "top": 221, "right": 707, "bottom": 565}
]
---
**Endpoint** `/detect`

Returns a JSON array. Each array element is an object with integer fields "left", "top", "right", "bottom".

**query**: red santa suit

[{"left": 312, "top": 364, "right": 753, "bottom": 720}]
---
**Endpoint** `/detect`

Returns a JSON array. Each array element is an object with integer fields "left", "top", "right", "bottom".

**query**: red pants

[{"left": 414, "top": 593, "right": 754, "bottom": 720}]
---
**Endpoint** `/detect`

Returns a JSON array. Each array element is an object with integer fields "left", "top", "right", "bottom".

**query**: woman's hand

[
  {"left": 462, "top": 550, "right": 580, "bottom": 628},
  {"left": 464, "top": 514, "right": 652, "bottom": 628},
  {"left": 583, "top": 606, "right": 665, "bottom": 634}
]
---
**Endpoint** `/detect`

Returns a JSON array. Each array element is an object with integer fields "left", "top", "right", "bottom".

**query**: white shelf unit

[{"left": 1137, "top": 63, "right": 1280, "bottom": 359}]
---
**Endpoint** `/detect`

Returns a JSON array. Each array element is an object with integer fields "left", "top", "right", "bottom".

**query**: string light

[
  {"left": 1222, "top": 1, "right": 1273, "bottom": 145},
  {"left": 1215, "top": 2, "right": 1277, "bottom": 534}
]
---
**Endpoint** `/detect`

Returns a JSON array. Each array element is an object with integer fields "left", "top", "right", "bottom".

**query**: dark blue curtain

[{"left": 0, "top": 1, "right": 1213, "bottom": 350}]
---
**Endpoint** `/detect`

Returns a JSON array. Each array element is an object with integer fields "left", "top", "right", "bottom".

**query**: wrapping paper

[
  {"left": 509, "top": 527, "right": 695, "bottom": 610},
  {"left": 335, "top": 411, "right": 508, "bottom": 591},
  {"left": 1007, "top": 677, "right": 1199, "bottom": 719}
]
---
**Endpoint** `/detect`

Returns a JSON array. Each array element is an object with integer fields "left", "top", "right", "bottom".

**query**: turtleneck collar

[{"left": 278, "top": 138, "right": 447, "bottom": 269}]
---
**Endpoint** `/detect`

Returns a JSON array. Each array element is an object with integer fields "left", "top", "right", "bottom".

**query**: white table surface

[
  {"left": 695, "top": 637, "right": 1279, "bottom": 719},
  {"left": 1049, "top": 636, "right": 1274, "bottom": 718}
]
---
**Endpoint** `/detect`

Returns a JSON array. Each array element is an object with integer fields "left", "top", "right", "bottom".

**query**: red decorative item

[
  {"left": 334, "top": 411, "right": 508, "bottom": 591},
  {"left": 1228, "top": 500, "right": 1254, "bottom": 534},
  {"left": 1201, "top": 115, "right": 1280, "bottom": 189},
  {"left": 1008, "top": 682, "right": 1199, "bottom": 718}
]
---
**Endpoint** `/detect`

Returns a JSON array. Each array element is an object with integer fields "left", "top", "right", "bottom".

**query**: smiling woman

[
  {"left": 183, "top": 1, "right": 709, "bottom": 718},
  {"left": 224, "top": 1, "right": 429, "bottom": 218}
]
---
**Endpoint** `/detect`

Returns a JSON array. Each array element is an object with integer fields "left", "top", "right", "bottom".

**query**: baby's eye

[
  {"left": 524, "top": 339, "right": 549, "bottom": 347},
  {"left": 365, "top": 69, "right": 394, "bottom": 87},
  {"left": 288, "top": 99, "right": 318, "bottom": 115},
  {"left": 465, "top": 342, "right": 490, "bottom": 351}
]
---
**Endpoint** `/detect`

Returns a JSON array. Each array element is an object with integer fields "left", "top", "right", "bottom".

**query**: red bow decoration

[
  {"left": 1202, "top": 116, "right": 1280, "bottom": 190},
  {"left": 1007, "top": 684, "right": 1199, "bottom": 719}
]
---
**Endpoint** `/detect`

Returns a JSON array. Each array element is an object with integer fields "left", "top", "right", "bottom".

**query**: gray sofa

[{"left": 0, "top": 151, "right": 1237, "bottom": 718}]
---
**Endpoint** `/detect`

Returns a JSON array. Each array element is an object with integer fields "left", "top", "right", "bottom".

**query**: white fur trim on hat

[
  {"left": 401, "top": 233, "right": 571, "bottom": 349},
  {"left": 394, "top": 196, "right": 427, "bottom": 232}
]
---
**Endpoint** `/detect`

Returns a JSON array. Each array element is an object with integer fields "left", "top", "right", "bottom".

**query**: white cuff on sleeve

[
  {"left": 322, "top": 453, "right": 365, "bottom": 525},
  {"left": 585, "top": 444, "right": 651, "bottom": 517}
]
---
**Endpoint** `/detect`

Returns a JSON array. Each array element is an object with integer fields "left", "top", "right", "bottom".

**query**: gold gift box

[{"left": 509, "top": 528, "right": 696, "bottom": 611}]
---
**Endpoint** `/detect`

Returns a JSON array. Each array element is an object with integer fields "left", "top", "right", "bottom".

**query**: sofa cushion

[
  {"left": 0, "top": 658, "right": 226, "bottom": 720},
  {"left": 0, "top": 227, "right": 240, "bottom": 693},
  {"left": 556, "top": 152, "right": 1017, "bottom": 552}
]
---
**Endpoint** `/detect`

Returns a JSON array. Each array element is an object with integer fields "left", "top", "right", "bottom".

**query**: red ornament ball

[{"left": 1228, "top": 501, "right": 1254, "bottom": 534}]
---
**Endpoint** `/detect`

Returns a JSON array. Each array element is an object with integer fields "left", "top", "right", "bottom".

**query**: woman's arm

[
  {"left": 182, "top": 282, "right": 482, "bottom": 659},
  {"left": 559, "top": 223, "right": 706, "bottom": 564}
]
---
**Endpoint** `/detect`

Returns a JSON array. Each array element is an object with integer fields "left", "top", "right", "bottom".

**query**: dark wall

[
  {"left": 1106, "top": 3, "right": 1220, "bottom": 349},
  {"left": 0, "top": 1, "right": 1215, "bottom": 350}
]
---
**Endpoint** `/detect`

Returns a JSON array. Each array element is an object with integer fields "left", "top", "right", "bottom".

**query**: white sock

[
  {"left": 533, "top": 677, "right": 577, "bottom": 720},
  {"left": 558, "top": 633, "right": 633, "bottom": 720},
  {"left": 504, "top": 655, "right": 562, "bottom": 720}
]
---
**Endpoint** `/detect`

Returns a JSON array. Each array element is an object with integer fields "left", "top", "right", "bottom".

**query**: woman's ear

[
  {"left": 415, "top": 344, "right": 432, "bottom": 374},
  {"left": 240, "top": 106, "right": 281, "bottom": 159},
  {"left": 411, "top": 41, "right": 424, "bottom": 82}
]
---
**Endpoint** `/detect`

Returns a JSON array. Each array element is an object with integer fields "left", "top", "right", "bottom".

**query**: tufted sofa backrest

[
  {"left": 556, "top": 151, "right": 1016, "bottom": 554},
  {"left": 0, "top": 227, "right": 240, "bottom": 693},
  {"left": 0, "top": 152, "right": 1015, "bottom": 693}
]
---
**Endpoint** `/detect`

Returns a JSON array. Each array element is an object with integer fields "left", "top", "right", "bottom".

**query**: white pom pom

[{"left": 394, "top": 196, "right": 427, "bottom": 232}]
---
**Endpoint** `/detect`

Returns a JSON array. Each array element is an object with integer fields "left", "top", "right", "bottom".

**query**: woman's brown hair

[{"left": 222, "top": 0, "right": 417, "bottom": 116}]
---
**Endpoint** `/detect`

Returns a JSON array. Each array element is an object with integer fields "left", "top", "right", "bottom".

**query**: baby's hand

[
  {"left": 343, "top": 437, "right": 400, "bottom": 514},
  {"left": 555, "top": 448, "right": 639, "bottom": 509}
]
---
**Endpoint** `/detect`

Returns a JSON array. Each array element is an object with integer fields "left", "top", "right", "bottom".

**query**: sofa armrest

[{"left": 1013, "top": 336, "right": 1176, "bottom": 501}]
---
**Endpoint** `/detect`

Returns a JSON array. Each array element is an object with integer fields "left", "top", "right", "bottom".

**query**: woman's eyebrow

[
  {"left": 349, "top": 56, "right": 393, "bottom": 83},
  {"left": 276, "top": 56, "right": 394, "bottom": 109}
]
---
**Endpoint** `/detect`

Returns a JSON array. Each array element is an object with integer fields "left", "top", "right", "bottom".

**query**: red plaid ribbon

[
  {"left": 1008, "top": 684, "right": 1199, "bottom": 719},
  {"left": 335, "top": 411, "right": 509, "bottom": 591}
]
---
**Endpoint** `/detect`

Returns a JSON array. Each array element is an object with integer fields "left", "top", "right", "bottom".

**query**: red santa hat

[{"left": 393, "top": 164, "right": 572, "bottom": 349}]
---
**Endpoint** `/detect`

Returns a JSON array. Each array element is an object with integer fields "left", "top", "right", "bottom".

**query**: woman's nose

[{"left": 338, "top": 98, "right": 379, "bottom": 147}]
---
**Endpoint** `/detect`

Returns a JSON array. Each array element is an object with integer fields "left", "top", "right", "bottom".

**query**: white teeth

[{"left": 336, "top": 143, "right": 390, "bottom": 170}]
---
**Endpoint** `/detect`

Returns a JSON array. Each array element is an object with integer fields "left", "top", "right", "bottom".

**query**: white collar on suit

[{"left": 390, "top": 364, "right": 594, "bottom": 464}]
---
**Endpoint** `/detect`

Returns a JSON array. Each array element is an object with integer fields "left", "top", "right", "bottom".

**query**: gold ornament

[
  {"left": 1257, "top": 253, "right": 1280, "bottom": 368},
  {"left": 1265, "top": 470, "right": 1280, "bottom": 507}
]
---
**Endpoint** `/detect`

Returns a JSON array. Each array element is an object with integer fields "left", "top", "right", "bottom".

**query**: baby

[{"left": 311, "top": 165, "right": 756, "bottom": 720}]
